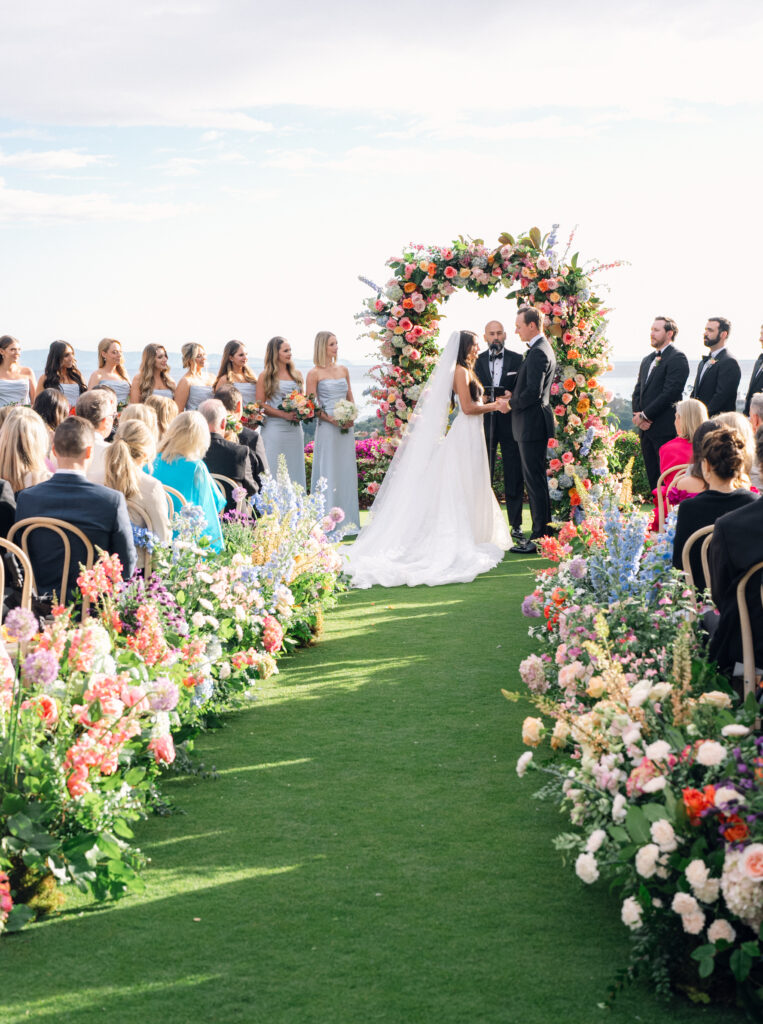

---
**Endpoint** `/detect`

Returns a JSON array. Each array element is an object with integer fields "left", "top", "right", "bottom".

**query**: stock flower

[
  {"left": 650, "top": 819, "right": 677, "bottom": 852},
  {"left": 148, "top": 734, "right": 176, "bottom": 765},
  {"left": 635, "top": 844, "right": 660, "bottom": 878},
  {"left": 621, "top": 897, "right": 643, "bottom": 930}
]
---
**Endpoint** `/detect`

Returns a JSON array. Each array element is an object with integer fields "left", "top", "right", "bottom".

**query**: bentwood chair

[
  {"left": 656, "top": 462, "right": 691, "bottom": 532},
  {"left": 736, "top": 559, "right": 763, "bottom": 703},
  {"left": 681, "top": 524, "right": 715, "bottom": 594},
  {"left": 127, "top": 498, "right": 154, "bottom": 581},
  {"left": 8, "top": 517, "right": 95, "bottom": 620},
  {"left": 161, "top": 484, "right": 187, "bottom": 518},
  {"left": 0, "top": 537, "right": 34, "bottom": 624},
  {"left": 211, "top": 473, "right": 248, "bottom": 516}
]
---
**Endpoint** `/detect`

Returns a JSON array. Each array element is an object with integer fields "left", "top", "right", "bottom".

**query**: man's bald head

[{"left": 484, "top": 321, "right": 506, "bottom": 349}]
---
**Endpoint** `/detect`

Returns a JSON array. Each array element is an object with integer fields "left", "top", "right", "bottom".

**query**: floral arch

[{"left": 356, "top": 226, "right": 621, "bottom": 519}]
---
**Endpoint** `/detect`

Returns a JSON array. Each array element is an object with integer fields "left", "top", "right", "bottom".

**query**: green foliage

[{"left": 611, "top": 430, "right": 651, "bottom": 499}]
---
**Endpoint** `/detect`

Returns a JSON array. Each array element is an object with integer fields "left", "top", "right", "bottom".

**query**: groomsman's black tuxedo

[
  {"left": 689, "top": 347, "right": 741, "bottom": 416},
  {"left": 743, "top": 352, "right": 763, "bottom": 416},
  {"left": 511, "top": 335, "right": 556, "bottom": 541},
  {"left": 631, "top": 343, "right": 690, "bottom": 490},
  {"left": 474, "top": 346, "right": 524, "bottom": 533}
]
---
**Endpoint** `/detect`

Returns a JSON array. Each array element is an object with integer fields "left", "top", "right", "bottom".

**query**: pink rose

[
  {"left": 554, "top": 405, "right": 565, "bottom": 416},
  {"left": 399, "top": 317, "right": 412, "bottom": 332},
  {"left": 550, "top": 382, "right": 560, "bottom": 395},
  {"left": 549, "top": 458, "right": 562, "bottom": 471},
  {"left": 444, "top": 266, "right": 457, "bottom": 279},
  {"left": 374, "top": 299, "right": 384, "bottom": 312},
  {"left": 561, "top": 393, "right": 573, "bottom": 405},
  {"left": 367, "top": 482, "right": 380, "bottom": 495},
  {"left": 148, "top": 734, "right": 176, "bottom": 765},
  {"left": 561, "top": 452, "right": 574, "bottom": 464},
  {"left": 547, "top": 438, "right": 558, "bottom": 449}
]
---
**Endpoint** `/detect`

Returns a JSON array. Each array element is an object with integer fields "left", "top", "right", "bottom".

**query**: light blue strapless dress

[
  {"left": 0, "top": 378, "right": 30, "bottom": 407},
  {"left": 186, "top": 382, "right": 214, "bottom": 410},
  {"left": 153, "top": 388, "right": 175, "bottom": 399},
  {"left": 235, "top": 381, "right": 257, "bottom": 406},
  {"left": 260, "top": 380, "right": 306, "bottom": 489},
  {"left": 60, "top": 382, "right": 81, "bottom": 406},
  {"left": 311, "top": 378, "right": 359, "bottom": 533},
  {"left": 107, "top": 379, "right": 131, "bottom": 406}
]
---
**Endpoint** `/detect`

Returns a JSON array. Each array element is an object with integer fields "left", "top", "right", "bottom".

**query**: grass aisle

[{"left": 1, "top": 554, "right": 739, "bottom": 1024}]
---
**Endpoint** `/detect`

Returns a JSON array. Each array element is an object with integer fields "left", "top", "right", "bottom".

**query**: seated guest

[
  {"left": 145, "top": 394, "right": 178, "bottom": 440},
  {"left": 667, "top": 418, "right": 722, "bottom": 505},
  {"left": 90, "top": 382, "right": 119, "bottom": 441},
  {"left": 15, "top": 417, "right": 136, "bottom": 601},
  {"left": 152, "top": 411, "right": 225, "bottom": 552},
  {"left": 214, "top": 382, "right": 269, "bottom": 480},
  {"left": 0, "top": 479, "right": 15, "bottom": 539},
  {"left": 672, "top": 426, "right": 757, "bottom": 591},
  {"left": 119, "top": 403, "right": 159, "bottom": 443},
  {"left": 749, "top": 394, "right": 763, "bottom": 488},
  {"left": 104, "top": 420, "right": 171, "bottom": 543},
  {"left": 717, "top": 410, "right": 756, "bottom": 488},
  {"left": 198, "top": 399, "right": 257, "bottom": 511},
  {"left": 33, "top": 387, "right": 70, "bottom": 444},
  {"left": 0, "top": 407, "right": 52, "bottom": 493},
  {"left": 75, "top": 390, "right": 115, "bottom": 485},
  {"left": 708, "top": 427, "right": 763, "bottom": 678},
  {"left": 651, "top": 398, "right": 707, "bottom": 529}
]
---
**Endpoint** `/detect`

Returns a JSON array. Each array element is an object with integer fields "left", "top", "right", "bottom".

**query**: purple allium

[
  {"left": 329, "top": 507, "right": 345, "bottom": 523},
  {"left": 148, "top": 677, "right": 180, "bottom": 712},
  {"left": 4, "top": 608, "right": 39, "bottom": 642},
  {"left": 22, "top": 648, "right": 59, "bottom": 688},
  {"left": 521, "top": 594, "right": 542, "bottom": 618},
  {"left": 568, "top": 556, "right": 587, "bottom": 579}
]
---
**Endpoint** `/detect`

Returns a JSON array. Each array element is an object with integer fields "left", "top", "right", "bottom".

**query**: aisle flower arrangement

[
  {"left": 0, "top": 462, "right": 346, "bottom": 935},
  {"left": 511, "top": 504, "right": 762, "bottom": 1010},
  {"left": 357, "top": 226, "right": 623, "bottom": 516}
]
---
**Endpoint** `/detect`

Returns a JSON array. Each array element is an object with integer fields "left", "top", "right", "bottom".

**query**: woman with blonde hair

[
  {"left": 716, "top": 411, "right": 756, "bottom": 484},
  {"left": 129, "top": 344, "right": 176, "bottom": 404},
  {"left": 152, "top": 410, "right": 224, "bottom": 551},
  {"left": 174, "top": 342, "right": 215, "bottom": 412},
  {"left": 119, "top": 403, "right": 159, "bottom": 441},
  {"left": 256, "top": 336, "right": 306, "bottom": 488},
  {"left": 145, "top": 394, "right": 179, "bottom": 439},
  {"left": 214, "top": 340, "right": 258, "bottom": 406},
  {"left": 0, "top": 407, "right": 52, "bottom": 492},
  {"left": 650, "top": 397, "right": 708, "bottom": 529},
  {"left": 0, "top": 335, "right": 36, "bottom": 407},
  {"left": 88, "top": 338, "right": 131, "bottom": 407},
  {"left": 104, "top": 419, "right": 170, "bottom": 543},
  {"left": 305, "top": 330, "right": 359, "bottom": 532}
]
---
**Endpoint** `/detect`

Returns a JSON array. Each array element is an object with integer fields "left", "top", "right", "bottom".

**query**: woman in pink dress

[{"left": 650, "top": 398, "right": 707, "bottom": 529}]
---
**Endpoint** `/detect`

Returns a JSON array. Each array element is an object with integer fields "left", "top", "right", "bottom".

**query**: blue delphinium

[
  {"left": 639, "top": 509, "right": 679, "bottom": 599},
  {"left": 132, "top": 524, "right": 159, "bottom": 551},
  {"left": 587, "top": 500, "right": 650, "bottom": 603}
]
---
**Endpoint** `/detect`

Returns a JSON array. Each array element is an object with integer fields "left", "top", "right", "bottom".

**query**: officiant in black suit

[
  {"left": 631, "top": 315, "right": 690, "bottom": 490},
  {"left": 689, "top": 316, "right": 740, "bottom": 416},
  {"left": 509, "top": 307, "right": 557, "bottom": 554},
  {"left": 474, "top": 321, "right": 525, "bottom": 542},
  {"left": 743, "top": 323, "right": 763, "bottom": 416}
]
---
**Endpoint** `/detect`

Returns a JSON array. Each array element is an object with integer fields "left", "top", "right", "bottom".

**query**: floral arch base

[{"left": 357, "top": 226, "right": 620, "bottom": 520}]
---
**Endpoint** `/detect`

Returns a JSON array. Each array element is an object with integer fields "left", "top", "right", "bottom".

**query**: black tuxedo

[
  {"left": 474, "top": 347, "right": 524, "bottom": 531},
  {"left": 743, "top": 352, "right": 763, "bottom": 416},
  {"left": 203, "top": 433, "right": 258, "bottom": 511},
  {"left": 15, "top": 473, "right": 136, "bottom": 601},
  {"left": 239, "top": 425, "right": 269, "bottom": 480},
  {"left": 690, "top": 348, "right": 740, "bottom": 416},
  {"left": 511, "top": 336, "right": 556, "bottom": 539},
  {"left": 631, "top": 343, "right": 690, "bottom": 489}
]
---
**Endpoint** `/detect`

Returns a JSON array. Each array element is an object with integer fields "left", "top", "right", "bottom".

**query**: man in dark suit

[
  {"left": 15, "top": 417, "right": 136, "bottom": 601},
  {"left": 474, "top": 320, "right": 525, "bottom": 543},
  {"left": 743, "top": 323, "right": 763, "bottom": 416},
  {"left": 690, "top": 316, "right": 741, "bottom": 415},
  {"left": 213, "top": 383, "right": 268, "bottom": 483},
  {"left": 509, "top": 307, "right": 557, "bottom": 554},
  {"left": 631, "top": 315, "right": 690, "bottom": 490},
  {"left": 199, "top": 398, "right": 258, "bottom": 511}
]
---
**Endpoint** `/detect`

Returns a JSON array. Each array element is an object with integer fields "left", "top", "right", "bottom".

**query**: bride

[{"left": 345, "top": 329, "right": 512, "bottom": 588}]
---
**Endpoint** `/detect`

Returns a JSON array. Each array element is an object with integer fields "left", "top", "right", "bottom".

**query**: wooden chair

[
  {"left": 127, "top": 498, "right": 154, "bottom": 580},
  {"left": 0, "top": 537, "right": 34, "bottom": 624},
  {"left": 681, "top": 524, "right": 715, "bottom": 592},
  {"left": 161, "top": 484, "right": 187, "bottom": 517},
  {"left": 8, "top": 517, "right": 95, "bottom": 619},
  {"left": 211, "top": 473, "right": 248, "bottom": 516},
  {"left": 656, "top": 462, "right": 691, "bottom": 532},
  {"left": 736, "top": 559, "right": 763, "bottom": 702}
]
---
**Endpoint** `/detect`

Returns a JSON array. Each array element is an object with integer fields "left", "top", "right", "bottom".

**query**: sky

[{"left": 1, "top": 0, "right": 762, "bottom": 370}]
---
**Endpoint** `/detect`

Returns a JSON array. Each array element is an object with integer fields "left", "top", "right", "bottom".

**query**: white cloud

[
  {"left": 0, "top": 148, "right": 110, "bottom": 171},
  {"left": 0, "top": 177, "right": 184, "bottom": 224}
]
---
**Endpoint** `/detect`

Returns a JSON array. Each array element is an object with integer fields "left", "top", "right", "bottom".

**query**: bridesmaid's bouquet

[
  {"left": 241, "top": 402, "right": 265, "bottom": 428},
  {"left": 279, "top": 390, "right": 320, "bottom": 424},
  {"left": 332, "top": 399, "right": 358, "bottom": 433}
]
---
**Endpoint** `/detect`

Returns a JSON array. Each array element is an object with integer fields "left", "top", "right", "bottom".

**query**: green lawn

[{"left": 0, "top": 533, "right": 742, "bottom": 1023}]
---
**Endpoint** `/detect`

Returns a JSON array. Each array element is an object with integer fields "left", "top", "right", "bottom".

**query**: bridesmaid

[
  {"left": 130, "top": 343, "right": 176, "bottom": 403},
  {"left": 214, "top": 340, "right": 258, "bottom": 408},
  {"left": 0, "top": 335, "right": 35, "bottom": 407},
  {"left": 40, "top": 340, "right": 88, "bottom": 408},
  {"left": 256, "top": 336, "right": 307, "bottom": 489},
  {"left": 88, "top": 337, "right": 131, "bottom": 407},
  {"left": 306, "top": 331, "right": 359, "bottom": 533},
  {"left": 174, "top": 342, "right": 215, "bottom": 411}
]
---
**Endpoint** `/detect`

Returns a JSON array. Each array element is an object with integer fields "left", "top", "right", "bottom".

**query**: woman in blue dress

[
  {"left": 174, "top": 342, "right": 215, "bottom": 411},
  {"left": 214, "top": 340, "right": 258, "bottom": 409},
  {"left": 0, "top": 335, "right": 35, "bottom": 407},
  {"left": 152, "top": 410, "right": 225, "bottom": 552},
  {"left": 87, "top": 337, "right": 131, "bottom": 407},
  {"left": 256, "top": 336, "right": 307, "bottom": 489},
  {"left": 305, "top": 331, "right": 359, "bottom": 533},
  {"left": 40, "top": 340, "right": 88, "bottom": 409},
  {"left": 130, "top": 344, "right": 176, "bottom": 404}
]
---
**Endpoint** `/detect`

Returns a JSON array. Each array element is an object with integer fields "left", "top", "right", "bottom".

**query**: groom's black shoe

[
  {"left": 509, "top": 539, "right": 537, "bottom": 554},
  {"left": 511, "top": 528, "right": 526, "bottom": 544}
]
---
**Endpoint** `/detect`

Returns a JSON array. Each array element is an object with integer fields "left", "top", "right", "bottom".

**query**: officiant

[{"left": 474, "top": 321, "right": 525, "bottom": 543}]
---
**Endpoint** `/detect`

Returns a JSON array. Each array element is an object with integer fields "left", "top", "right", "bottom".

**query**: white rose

[
  {"left": 699, "top": 691, "right": 732, "bottom": 709},
  {"left": 682, "top": 912, "right": 706, "bottom": 935},
  {"left": 191, "top": 612, "right": 205, "bottom": 628},
  {"left": 516, "top": 752, "right": 533, "bottom": 777},
  {"left": 586, "top": 829, "right": 607, "bottom": 854},
  {"left": 685, "top": 859, "right": 710, "bottom": 889},
  {"left": 612, "top": 793, "right": 627, "bottom": 823},
  {"left": 695, "top": 879, "right": 720, "bottom": 903},
  {"left": 621, "top": 896, "right": 643, "bottom": 930},
  {"left": 644, "top": 740, "right": 672, "bottom": 762},
  {"left": 635, "top": 844, "right": 660, "bottom": 878},
  {"left": 696, "top": 740, "right": 727, "bottom": 767},
  {"left": 575, "top": 852, "right": 600, "bottom": 885},
  {"left": 707, "top": 919, "right": 736, "bottom": 944},
  {"left": 714, "top": 786, "right": 745, "bottom": 807},
  {"left": 628, "top": 680, "right": 652, "bottom": 708},
  {"left": 649, "top": 682, "right": 673, "bottom": 700},
  {"left": 642, "top": 776, "right": 666, "bottom": 794},
  {"left": 650, "top": 819, "right": 678, "bottom": 853},
  {"left": 721, "top": 724, "right": 750, "bottom": 738},
  {"left": 672, "top": 892, "right": 700, "bottom": 915}
]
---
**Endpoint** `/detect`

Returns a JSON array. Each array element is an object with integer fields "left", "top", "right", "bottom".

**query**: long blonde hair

[
  {"left": 97, "top": 338, "right": 129, "bottom": 381},
  {"left": 120, "top": 403, "right": 159, "bottom": 439},
  {"left": 145, "top": 394, "right": 178, "bottom": 439},
  {"left": 214, "top": 340, "right": 257, "bottom": 388},
  {"left": 136, "top": 344, "right": 175, "bottom": 401},
  {"left": 675, "top": 398, "right": 708, "bottom": 440},
  {"left": 260, "top": 336, "right": 303, "bottom": 401},
  {"left": 104, "top": 420, "right": 156, "bottom": 500},
  {"left": 716, "top": 411, "right": 755, "bottom": 476},
  {"left": 157, "top": 410, "right": 209, "bottom": 463},
  {"left": 313, "top": 331, "right": 336, "bottom": 369},
  {"left": 0, "top": 407, "right": 50, "bottom": 491}
]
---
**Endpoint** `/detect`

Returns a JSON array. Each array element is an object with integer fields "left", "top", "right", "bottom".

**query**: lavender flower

[
  {"left": 22, "top": 648, "right": 59, "bottom": 688},
  {"left": 521, "top": 594, "right": 542, "bottom": 618},
  {"left": 4, "top": 607, "right": 38, "bottom": 642}
]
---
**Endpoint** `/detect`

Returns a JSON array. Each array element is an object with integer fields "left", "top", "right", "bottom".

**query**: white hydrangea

[
  {"left": 707, "top": 919, "right": 736, "bottom": 945},
  {"left": 694, "top": 878, "right": 720, "bottom": 904},
  {"left": 575, "top": 852, "right": 600, "bottom": 884},
  {"left": 586, "top": 829, "right": 607, "bottom": 854},
  {"left": 635, "top": 844, "right": 660, "bottom": 878},
  {"left": 721, "top": 850, "right": 763, "bottom": 931},
  {"left": 650, "top": 819, "right": 678, "bottom": 852},
  {"left": 696, "top": 740, "right": 727, "bottom": 767},
  {"left": 721, "top": 724, "right": 750, "bottom": 738},
  {"left": 621, "top": 896, "right": 643, "bottom": 930},
  {"left": 682, "top": 912, "right": 706, "bottom": 934}
]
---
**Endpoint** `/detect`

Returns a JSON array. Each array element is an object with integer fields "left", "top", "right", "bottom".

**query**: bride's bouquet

[
  {"left": 278, "top": 390, "right": 320, "bottom": 424},
  {"left": 332, "top": 399, "right": 358, "bottom": 433}
]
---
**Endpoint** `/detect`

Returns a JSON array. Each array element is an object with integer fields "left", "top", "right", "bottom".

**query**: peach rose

[
  {"left": 561, "top": 393, "right": 573, "bottom": 405},
  {"left": 522, "top": 716, "right": 545, "bottom": 747},
  {"left": 740, "top": 843, "right": 763, "bottom": 880}
]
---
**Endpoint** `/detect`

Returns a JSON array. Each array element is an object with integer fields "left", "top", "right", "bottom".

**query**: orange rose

[
  {"left": 538, "top": 279, "right": 550, "bottom": 292},
  {"left": 563, "top": 378, "right": 575, "bottom": 392},
  {"left": 549, "top": 292, "right": 561, "bottom": 302},
  {"left": 567, "top": 348, "right": 581, "bottom": 359},
  {"left": 403, "top": 282, "right": 417, "bottom": 293},
  {"left": 720, "top": 814, "right": 749, "bottom": 843},
  {"left": 683, "top": 785, "right": 716, "bottom": 826},
  {"left": 402, "top": 298, "right": 413, "bottom": 309},
  {"left": 587, "top": 378, "right": 598, "bottom": 389},
  {"left": 427, "top": 262, "right": 437, "bottom": 276},
  {"left": 576, "top": 398, "right": 590, "bottom": 414},
  {"left": 459, "top": 267, "right": 471, "bottom": 278},
  {"left": 569, "top": 489, "right": 581, "bottom": 506}
]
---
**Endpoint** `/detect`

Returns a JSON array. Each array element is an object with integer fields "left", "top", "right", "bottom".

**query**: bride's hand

[{"left": 495, "top": 397, "right": 510, "bottom": 414}]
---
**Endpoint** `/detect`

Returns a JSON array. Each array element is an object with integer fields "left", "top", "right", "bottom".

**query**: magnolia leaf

[
  {"left": 624, "top": 805, "right": 651, "bottom": 845},
  {"left": 529, "top": 226, "right": 542, "bottom": 249}
]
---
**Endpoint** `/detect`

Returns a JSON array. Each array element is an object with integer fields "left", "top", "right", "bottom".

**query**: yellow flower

[{"left": 459, "top": 267, "right": 471, "bottom": 278}]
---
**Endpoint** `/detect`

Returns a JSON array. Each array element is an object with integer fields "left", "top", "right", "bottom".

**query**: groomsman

[
  {"left": 690, "top": 317, "right": 741, "bottom": 415},
  {"left": 474, "top": 321, "right": 525, "bottom": 543},
  {"left": 631, "top": 316, "right": 690, "bottom": 490},
  {"left": 743, "top": 323, "right": 763, "bottom": 416},
  {"left": 510, "top": 307, "right": 556, "bottom": 554}
]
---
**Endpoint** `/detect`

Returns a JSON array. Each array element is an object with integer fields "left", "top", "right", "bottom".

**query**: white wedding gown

[{"left": 345, "top": 332, "right": 511, "bottom": 589}]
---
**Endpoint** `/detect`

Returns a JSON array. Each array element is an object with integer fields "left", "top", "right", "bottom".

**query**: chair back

[
  {"left": 736, "top": 559, "right": 763, "bottom": 703},
  {"left": 127, "top": 498, "right": 154, "bottom": 580},
  {"left": 0, "top": 537, "right": 34, "bottom": 624},
  {"left": 656, "top": 462, "right": 691, "bottom": 532},
  {"left": 161, "top": 484, "right": 187, "bottom": 517},
  {"left": 211, "top": 473, "right": 248, "bottom": 515},
  {"left": 8, "top": 517, "right": 95, "bottom": 618},
  {"left": 681, "top": 524, "right": 715, "bottom": 592}
]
